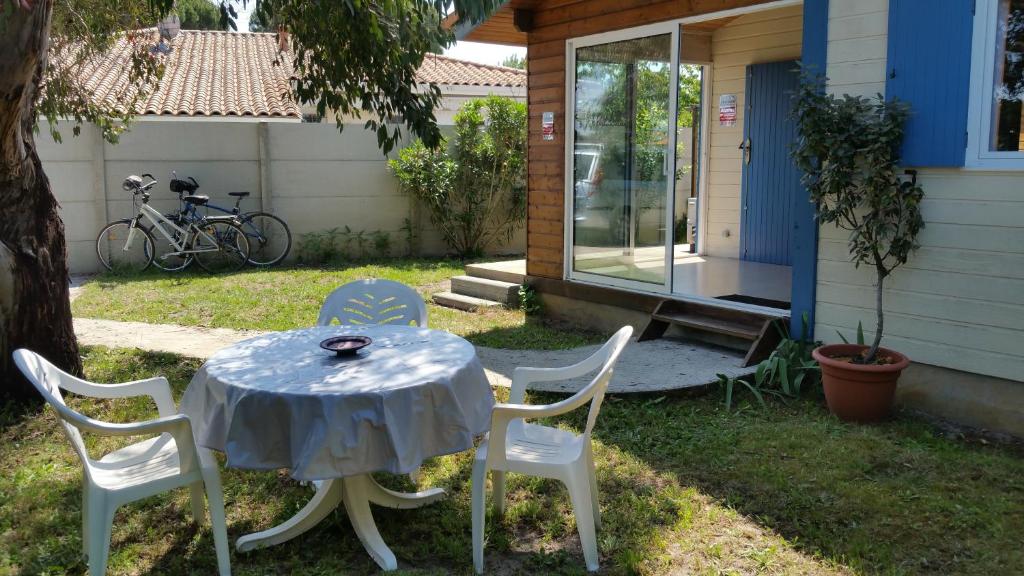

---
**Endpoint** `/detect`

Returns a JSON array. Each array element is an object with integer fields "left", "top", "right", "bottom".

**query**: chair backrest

[
  {"left": 317, "top": 279, "right": 428, "bottom": 328},
  {"left": 575, "top": 325, "right": 632, "bottom": 436},
  {"left": 12, "top": 349, "right": 94, "bottom": 467}
]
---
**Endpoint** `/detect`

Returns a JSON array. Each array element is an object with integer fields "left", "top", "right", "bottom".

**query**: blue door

[{"left": 740, "top": 61, "right": 802, "bottom": 266}]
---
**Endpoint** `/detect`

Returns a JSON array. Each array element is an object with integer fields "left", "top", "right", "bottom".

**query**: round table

[{"left": 179, "top": 325, "right": 495, "bottom": 571}]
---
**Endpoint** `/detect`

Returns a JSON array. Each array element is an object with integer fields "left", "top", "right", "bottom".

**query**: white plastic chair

[
  {"left": 317, "top": 279, "right": 428, "bottom": 327},
  {"left": 13, "top": 349, "right": 231, "bottom": 576},
  {"left": 471, "top": 326, "right": 633, "bottom": 574}
]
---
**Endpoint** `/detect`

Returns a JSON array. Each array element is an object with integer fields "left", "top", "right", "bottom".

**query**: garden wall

[{"left": 38, "top": 120, "right": 526, "bottom": 273}]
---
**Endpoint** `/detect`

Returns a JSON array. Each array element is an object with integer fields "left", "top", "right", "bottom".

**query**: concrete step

[
  {"left": 465, "top": 259, "right": 526, "bottom": 284},
  {"left": 450, "top": 275, "right": 520, "bottom": 306},
  {"left": 432, "top": 291, "right": 503, "bottom": 312}
]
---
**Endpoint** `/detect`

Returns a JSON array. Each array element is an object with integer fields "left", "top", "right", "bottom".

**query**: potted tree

[{"left": 790, "top": 74, "right": 925, "bottom": 422}]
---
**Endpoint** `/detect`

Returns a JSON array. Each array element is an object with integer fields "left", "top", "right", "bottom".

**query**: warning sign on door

[
  {"left": 719, "top": 94, "right": 737, "bottom": 127},
  {"left": 542, "top": 111, "right": 555, "bottom": 141}
]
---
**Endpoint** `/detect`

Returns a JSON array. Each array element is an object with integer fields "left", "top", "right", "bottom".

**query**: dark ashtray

[{"left": 320, "top": 335, "right": 372, "bottom": 357}]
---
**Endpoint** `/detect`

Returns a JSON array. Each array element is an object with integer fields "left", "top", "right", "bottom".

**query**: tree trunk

[{"left": 0, "top": 0, "right": 81, "bottom": 405}]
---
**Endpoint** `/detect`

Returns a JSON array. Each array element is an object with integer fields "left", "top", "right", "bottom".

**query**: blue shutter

[
  {"left": 886, "top": 0, "right": 974, "bottom": 167},
  {"left": 790, "top": 0, "right": 828, "bottom": 340}
]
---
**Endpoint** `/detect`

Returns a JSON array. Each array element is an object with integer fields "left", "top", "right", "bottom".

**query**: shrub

[
  {"left": 390, "top": 95, "right": 526, "bottom": 258},
  {"left": 790, "top": 71, "right": 925, "bottom": 363},
  {"left": 296, "top": 227, "right": 392, "bottom": 264}
]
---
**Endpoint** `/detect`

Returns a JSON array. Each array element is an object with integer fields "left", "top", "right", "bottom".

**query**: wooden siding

[
  {"left": 705, "top": 5, "right": 803, "bottom": 258},
  {"left": 818, "top": 0, "right": 1024, "bottom": 382},
  {"left": 524, "top": 0, "right": 782, "bottom": 279}
]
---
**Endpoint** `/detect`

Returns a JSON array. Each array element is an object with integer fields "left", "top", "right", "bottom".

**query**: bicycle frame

[{"left": 130, "top": 203, "right": 221, "bottom": 256}]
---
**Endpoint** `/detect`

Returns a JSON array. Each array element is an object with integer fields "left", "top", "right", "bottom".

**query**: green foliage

[
  {"left": 174, "top": 0, "right": 224, "bottom": 30},
  {"left": 518, "top": 284, "right": 542, "bottom": 315},
  {"left": 253, "top": 0, "right": 504, "bottom": 153},
  {"left": 39, "top": 0, "right": 165, "bottom": 143},
  {"left": 837, "top": 321, "right": 866, "bottom": 346},
  {"left": 718, "top": 317, "right": 821, "bottom": 410},
  {"left": 500, "top": 53, "right": 526, "bottom": 70},
  {"left": 790, "top": 69, "right": 925, "bottom": 362},
  {"left": 390, "top": 96, "right": 527, "bottom": 258},
  {"left": 296, "top": 227, "right": 392, "bottom": 264}
]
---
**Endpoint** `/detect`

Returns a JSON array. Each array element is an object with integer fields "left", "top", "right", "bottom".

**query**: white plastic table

[{"left": 179, "top": 325, "right": 495, "bottom": 571}]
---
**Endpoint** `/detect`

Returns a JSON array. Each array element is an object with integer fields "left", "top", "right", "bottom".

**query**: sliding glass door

[{"left": 569, "top": 25, "right": 679, "bottom": 290}]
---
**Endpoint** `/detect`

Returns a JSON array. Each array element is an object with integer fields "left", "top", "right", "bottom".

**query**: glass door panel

[{"left": 571, "top": 33, "right": 673, "bottom": 286}]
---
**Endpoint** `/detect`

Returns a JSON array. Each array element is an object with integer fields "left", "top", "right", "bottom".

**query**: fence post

[
  {"left": 258, "top": 122, "right": 272, "bottom": 213},
  {"left": 91, "top": 125, "right": 108, "bottom": 272}
]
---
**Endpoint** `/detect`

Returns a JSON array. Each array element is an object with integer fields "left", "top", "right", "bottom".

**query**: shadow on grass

[
  {"left": 85, "top": 257, "right": 473, "bottom": 288},
  {"left": 543, "top": 389, "right": 1024, "bottom": 575},
  {"left": 462, "top": 317, "right": 608, "bottom": 351}
]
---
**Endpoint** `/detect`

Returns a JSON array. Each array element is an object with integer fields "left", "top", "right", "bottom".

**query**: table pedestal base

[{"left": 236, "top": 474, "right": 446, "bottom": 571}]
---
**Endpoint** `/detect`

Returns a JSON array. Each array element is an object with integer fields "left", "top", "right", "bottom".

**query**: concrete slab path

[{"left": 74, "top": 316, "right": 755, "bottom": 393}]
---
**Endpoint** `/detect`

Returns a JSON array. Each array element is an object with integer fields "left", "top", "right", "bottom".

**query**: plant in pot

[{"left": 790, "top": 74, "right": 925, "bottom": 422}]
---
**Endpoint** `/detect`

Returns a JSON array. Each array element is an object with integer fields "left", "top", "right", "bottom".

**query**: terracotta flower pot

[{"left": 812, "top": 344, "right": 910, "bottom": 423}]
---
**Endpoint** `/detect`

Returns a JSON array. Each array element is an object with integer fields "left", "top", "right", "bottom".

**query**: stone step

[
  {"left": 465, "top": 259, "right": 526, "bottom": 284},
  {"left": 432, "top": 291, "right": 503, "bottom": 312},
  {"left": 450, "top": 275, "right": 520, "bottom": 306}
]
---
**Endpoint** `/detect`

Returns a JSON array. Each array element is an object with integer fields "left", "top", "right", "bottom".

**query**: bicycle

[
  {"left": 162, "top": 172, "right": 291, "bottom": 268},
  {"left": 96, "top": 174, "right": 251, "bottom": 274}
]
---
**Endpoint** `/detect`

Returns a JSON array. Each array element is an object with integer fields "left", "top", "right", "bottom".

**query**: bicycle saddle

[
  {"left": 228, "top": 191, "right": 250, "bottom": 198},
  {"left": 170, "top": 178, "right": 199, "bottom": 194},
  {"left": 183, "top": 194, "right": 210, "bottom": 206}
]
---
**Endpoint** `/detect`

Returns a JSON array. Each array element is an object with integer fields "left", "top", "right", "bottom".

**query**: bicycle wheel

[
  {"left": 240, "top": 212, "right": 291, "bottom": 266},
  {"left": 149, "top": 214, "right": 194, "bottom": 272},
  {"left": 192, "top": 220, "right": 251, "bottom": 273},
  {"left": 96, "top": 220, "right": 155, "bottom": 273}
]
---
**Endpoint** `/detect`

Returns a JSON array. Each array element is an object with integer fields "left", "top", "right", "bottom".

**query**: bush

[
  {"left": 790, "top": 70, "right": 924, "bottom": 363},
  {"left": 390, "top": 96, "right": 526, "bottom": 258},
  {"left": 296, "top": 227, "right": 392, "bottom": 264}
]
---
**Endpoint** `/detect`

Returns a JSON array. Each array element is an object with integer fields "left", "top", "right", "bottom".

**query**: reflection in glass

[
  {"left": 572, "top": 34, "right": 672, "bottom": 285},
  {"left": 993, "top": 0, "right": 1024, "bottom": 151}
]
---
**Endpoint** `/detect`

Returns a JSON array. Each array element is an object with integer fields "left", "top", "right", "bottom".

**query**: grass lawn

[
  {"left": 71, "top": 259, "right": 603, "bottom": 350},
  {"left": 2, "top": 347, "right": 1022, "bottom": 575}
]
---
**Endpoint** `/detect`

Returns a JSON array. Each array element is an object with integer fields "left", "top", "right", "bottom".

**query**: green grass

[
  {"left": 71, "top": 259, "right": 603, "bottom": 350},
  {"left": 3, "top": 347, "right": 1022, "bottom": 575}
]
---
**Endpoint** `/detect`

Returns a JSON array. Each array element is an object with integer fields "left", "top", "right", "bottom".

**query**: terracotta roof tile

[
  {"left": 58, "top": 30, "right": 525, "bottom": 119},
  {"left": 416, "top": 53, "right": 525, "bottom": 87}
]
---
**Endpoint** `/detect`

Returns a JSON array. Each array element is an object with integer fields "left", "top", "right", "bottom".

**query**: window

[
  {"left": 967, "top": 0, "right": 1024, "bottom": 166},
  {"left": 991, "top": 0, "right": 1024, "bottom": 151}
]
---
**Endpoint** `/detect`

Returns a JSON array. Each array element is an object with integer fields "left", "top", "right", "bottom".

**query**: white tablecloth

[{"left": 179, "top": 325, "right": 495, "bottom": 481}]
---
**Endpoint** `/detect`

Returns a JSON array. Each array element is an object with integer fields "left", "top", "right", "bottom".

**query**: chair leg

[
  {"left": 190, "top": 481, "right": 207, "bottom": 525},
  {"left": 491, "top": 470, "right": 506, "bottom": 516},
  {"left": 586, "top": 446, "right": 601, "bottom": 530},
  {"left": 471, "top": 459, "right": 487, "bottom": 575},
  {"left": 201, "top": 461, "right": 232, "bottom": 576},
  {"left": 86, "top": 497, "right": 115, "bottom": 576},
  {"left": 566, "top": 468, "right": 599, "bottom": 572},
  {"left": 81, "top": 488, "right": 91, "bottom": 559}
]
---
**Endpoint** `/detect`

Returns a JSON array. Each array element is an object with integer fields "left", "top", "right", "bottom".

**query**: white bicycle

[{"left": 96, "top": 174, "right": 250, "bottom": 274}]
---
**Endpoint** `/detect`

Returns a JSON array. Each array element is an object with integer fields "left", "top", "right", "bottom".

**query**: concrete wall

[
  {"left": 704, "top": 4, "right": 804, "bottom": 258},
  {"left": 40, "top": 119, "right": 525, "bottom": 273}
]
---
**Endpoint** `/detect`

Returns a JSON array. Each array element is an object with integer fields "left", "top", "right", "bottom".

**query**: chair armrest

[
  {"left": 486, "top": 395, "right": 593, "bottom": 469},
  {"left": 62, "top": 375, "right": 178, "bottom": 417},
  {"left": 509, "top": 360, "right": 604, "bottom": 404},
  {"left": 74, "top": 412, "right": 202, "bottom": 473}
]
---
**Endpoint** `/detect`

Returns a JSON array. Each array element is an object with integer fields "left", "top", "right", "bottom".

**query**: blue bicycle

[{"left": 152, "top": 172, "right": 292, "bottom": 271}]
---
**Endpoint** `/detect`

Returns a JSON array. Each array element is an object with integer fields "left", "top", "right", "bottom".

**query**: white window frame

[{"left": 966, "top": 0, "right": 1024, "bottom": 169}]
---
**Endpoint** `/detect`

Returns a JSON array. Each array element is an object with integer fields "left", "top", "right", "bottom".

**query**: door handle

[{"left": 738, "top": 138, "right": 751, "bottom": 165}]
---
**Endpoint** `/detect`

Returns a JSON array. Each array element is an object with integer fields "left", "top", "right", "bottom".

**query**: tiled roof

[
  {"left": 68, "top": 30, "right": 300, "bottom": 118},
  {"left": 61, "top": 30, "right": 525, "bottom": 119},
  {"left": 416, "top": 53, "right": 525, "bottom": 87}
]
